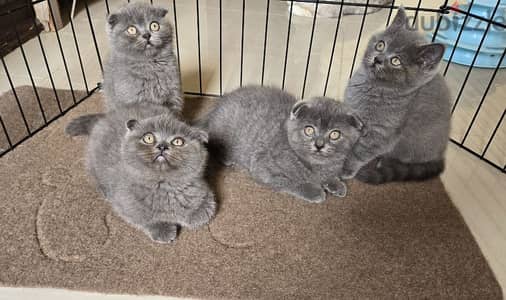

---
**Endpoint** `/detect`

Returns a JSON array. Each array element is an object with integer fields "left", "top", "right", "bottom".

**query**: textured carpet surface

[
  {"left": 0, "top": 88, "right": 502, "bottom": 299},
  {"left": 0, "top": 86, "right": 86, "bottom": 152}
]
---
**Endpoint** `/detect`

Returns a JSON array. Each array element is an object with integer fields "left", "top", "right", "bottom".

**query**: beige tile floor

[{"left": 1, "top": 0, "right": 505, "bottom": 298}]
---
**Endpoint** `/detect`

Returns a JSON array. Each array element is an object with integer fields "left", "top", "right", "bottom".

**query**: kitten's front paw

[
  {"left": 146, "top": 222, "right": 178, "bottom": 244},
  {"left": 187, "top": 201, "right": 216, "bottom": 229},
  {"left": 323, "top": 180, "right": 347, "bottom": 198},
  {"left": 297, "top": 183, "right": 326, "bottom": 203},
  {"left": 341, "top": 161, "right": 360, "bottom": 179}
]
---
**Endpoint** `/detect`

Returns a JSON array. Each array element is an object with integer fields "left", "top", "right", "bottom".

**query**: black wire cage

[{"left": 0, "top": 0, "right": 505, "bottom": 173}]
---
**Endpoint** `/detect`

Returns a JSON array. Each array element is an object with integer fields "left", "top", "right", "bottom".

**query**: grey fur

[
  {"left": 86, "top": 105, "right": 215, "bottom": 243},
  {"left": 342, "top": 7, "right": 451, "bottom": 183},
  {"left": 288, "top": 0, "right": 393, "bottom": 18},
  {"left": 203, "top": 86, "right": 364, "bottom": 203},
  {"left": 65, "top": 113, "right": 105, "bottom": 136},
  {"left": 104, "top": 3, "right": 182, "bottom": 113}
]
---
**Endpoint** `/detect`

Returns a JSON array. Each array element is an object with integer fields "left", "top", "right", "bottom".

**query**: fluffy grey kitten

[
  {"left": 202, "top": 86, "right": 364, "bottom": 203},
  {"left": 75, "top": 105, "right": 215, "bottom": 243},
  {"left": 104, "top": 3, "right": 182, "bottom": 114},
  {"left": 288, "top": 0, "right": 392, "bottom": 18},
  {"left": 342, "top": 7, "right": 451, "bottom": 184}
]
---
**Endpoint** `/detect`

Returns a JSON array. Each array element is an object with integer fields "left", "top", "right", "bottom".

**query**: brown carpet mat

[
  {"left": 0, "top": 86, "right": 86, "bottom": 153},
  {"left": 0, "top": 88, "right": 502, "bottom": 299}
]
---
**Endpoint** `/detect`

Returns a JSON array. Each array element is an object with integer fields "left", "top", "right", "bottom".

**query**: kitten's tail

[
  {"left": 65, "top": 113, "right": 105, "bottom": 136},
  {"left": 356, "top": 158, "right": 445, "bottom": 185}
]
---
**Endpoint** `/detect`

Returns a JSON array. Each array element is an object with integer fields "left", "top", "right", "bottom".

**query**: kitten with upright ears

[
  {"left": 73, "top": 105, "right": 215, "bottom": 243},
  {"left": 104, "top": 3, "right": 182, "bottom": 114},
  {"left": 341, "top": 7, "right": 451, "bottom": 184},
  {"left": 202, "top": 86, "right": 364, "bottom": 203}
]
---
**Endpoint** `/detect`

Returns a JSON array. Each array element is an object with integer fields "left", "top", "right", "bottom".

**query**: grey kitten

[
  {"left": 342, "top": 7, "right": 451, "bottom": 184},
  {"left": 104, "top": 3, "right": 182, "bottom": 114},
  {"left": 288, "top": 0, "right": 392, "bottom": 18},
  {"left": 83, "top": 105, "right": 215, "bottom": 243},
  {"left": 202, "top": 86, "right": 364, "bottom": 203}
]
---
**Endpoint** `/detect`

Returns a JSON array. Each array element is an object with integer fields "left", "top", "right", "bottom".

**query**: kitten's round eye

[
  {"left": 127, "top": 26, "right": 137, "bottom": 35},
  {"left": 150, "top": 22, "right": 160, "bottom": 32},
  {"left": 390, "top": 56, "right": 401, "bottom": 66},
  {"left": 375, "top": 40, "right": 385, "bottom": 51},
  {"left": 142, "top": 133, "right": 155, "bottom": 144},
  {"left": 171, "top": 137, "right": 185, "bottom": 146},
  {"left": 304, "top": 126, "right": 315, "bottom": 137},
  {"left": 329, "top": 130, "right": 341, "bottom": 140}
]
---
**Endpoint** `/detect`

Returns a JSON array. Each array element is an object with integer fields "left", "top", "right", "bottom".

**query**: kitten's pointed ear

[
  {"left": 126, "top": 119, "right": 139, "bottom": 131},
  {"left": 417, "top": 43, "right": 445, "bottom": 70},
  {"left": 389, "top": 6, "right": 409, "bottom": 30},
  {"left": 290, "top": 101, "right": 309, "bottom": 120},
  {"left": 107, "top": 13, "right": 119, "bottom": 28}
]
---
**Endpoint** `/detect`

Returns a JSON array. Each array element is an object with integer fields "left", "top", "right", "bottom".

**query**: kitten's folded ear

[
  {"left": 193, "top": 128, "right": 209, "bottom": 143},
  {"left": 290, "top": 101, "right": 309, "bottom": 120},
  {"left": 348, "top": 114, "right": 367, "bottom": 136},
  {"left": 107, "top": 13, "right": 119, "bottom": 28},
  {"left": 126, "top": 119, "right": 139, "bottom": 131},
  {"left": 417, "top": 43, "right": 445, "bottom": 70},
  {"left": 155, "top": 7, "right": 169, "bottom": 18}
]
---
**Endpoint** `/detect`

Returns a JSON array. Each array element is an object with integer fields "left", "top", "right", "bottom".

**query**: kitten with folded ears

[{"left": 66, "top": 105, "right": 215, "bottom": 243}]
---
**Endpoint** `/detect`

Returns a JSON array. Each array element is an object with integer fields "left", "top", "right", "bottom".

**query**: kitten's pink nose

[{"left": 142, "top": 32, "right": 151, "bottom": 40}]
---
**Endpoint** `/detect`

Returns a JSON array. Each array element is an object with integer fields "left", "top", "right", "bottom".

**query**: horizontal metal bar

[
  {"left": 184, "top": 92, "right": 222, "bottom": 98},
  {"left": 279, "top": 0, "right": 448, "bottom": 13}
]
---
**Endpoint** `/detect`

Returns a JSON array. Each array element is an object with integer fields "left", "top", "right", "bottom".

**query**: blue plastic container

[{"left": 431, "top": 0, "right": 506, "bottom": 68}]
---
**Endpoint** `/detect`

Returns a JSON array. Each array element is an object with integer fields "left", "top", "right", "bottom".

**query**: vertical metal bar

[
  {"left": 69, "top": 18, "right": 90, "bottom": 94},
  {"left": 30, "top": 16, "right": 63, "bottom": 114},
  {"left": 104, "top": 0, "right": 110, "bottom": 14},
  {"left": 461, "top": 47, "right": 506, "bottom": 144},
  {"left": 481, "top": 109, "right": 505, "bottom": 158},
  {"left": 261, "top": 0, "right": 271, "bottom": 86},
  {"left": 443, "top": 0, "right": 475, "bottom": 76},
  {"left": 46, "top": 0, "right": 77, "bottom": 103},
  {"left": 324, "top": 1, "right": 344, "bottom": 96},
  {"left": 281, "top": 1, "right": 294, "bottom": 90},
  {"left": 219, "top": 0, "right": 223, "bottom": 95},
  {"left": 172, "top": 0, "right": 181, "bottom": 73},
  {"left": 431, "top": 0, "right": 449, "bottom": 42},
  {"left": 196, "top": 0, "right": 203, "bottom": 93},
  {"left": 385, "top": 0, "right": 396, "bottom": 26},
  {"left": 13, "top": 26, "right": 47, "bottom": 123},
  {"left": 0, "top": 115, "right": 13, "bottom": 149},
  {"left": 239, "top": 0, "right": 246, "bottom": 87},
  {"left": 349, "top": 0, "right": 370, "bottom": 78},
  {"left": 84, "top": 0, "right": 104, "bottom": 73},
  {"left": 412, "top": 0, "right": 423, "bottom": 26},
  {"left": 451, "top": 0, "right": 501, "bottom": 114},
  {"left": 301, "top": 0, "right": 319, "bottom": 98},
  {"left": 1, "top": 57, "right": 31, "bottom": 135}
]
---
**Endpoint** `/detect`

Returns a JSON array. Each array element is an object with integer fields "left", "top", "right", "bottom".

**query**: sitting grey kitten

[
  {"left": 202, "top": 86, "right": 364, "bottom": 203},
  {"left": 342, "top": 7, "right": 451, "bottom": 184},
  {"left": 76, "top": 105, "right": 215, "bottom": 243},
  {"left": 104, "top": 3, "right": 182, "bottom": 114},
  {"left": 288, "top": 0, "right": 392, "bottom": 18}
]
